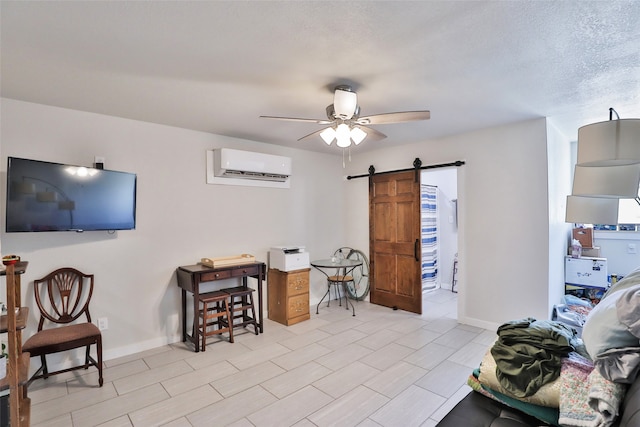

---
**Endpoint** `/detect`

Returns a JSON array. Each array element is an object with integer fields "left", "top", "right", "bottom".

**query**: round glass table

[{"left": 311, "top": 258, "right": 363, "bottom": 316}]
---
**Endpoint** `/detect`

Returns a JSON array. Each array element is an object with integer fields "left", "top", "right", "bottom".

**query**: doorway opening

[{"left": 421, "top": 168, "right": 458, "bottom": 293}]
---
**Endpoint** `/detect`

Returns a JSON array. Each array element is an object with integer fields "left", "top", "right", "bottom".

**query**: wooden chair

[
  {"left": 198, "top": 291, "right": 233, "bottom": 351},
  {"left": 22, "top": 267, "right": 103, "bottom": 387},
  {"left": 221, "top": 286, "right": 259, "bottom": 335}
]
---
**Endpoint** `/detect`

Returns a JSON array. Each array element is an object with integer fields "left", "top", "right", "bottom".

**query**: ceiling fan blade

[
  {"left": 357, "top": 125, "right": 387, "bottom": 140},
  {"left": 260, "top": 115, "right": 333, "bottom": 125},
  {"left": 297, "top": 128, "right": 327, "bottom": 142},
  {"left": 356, "top": 111, "right": 430, "bottom": 125}
]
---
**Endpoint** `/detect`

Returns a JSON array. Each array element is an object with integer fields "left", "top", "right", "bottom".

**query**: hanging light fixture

[
  {"left": 577, "top": 109, "right": 640, "bottom": 166},
  {"left": 572, "top": 163, "right": 640, "bottom": 199},
  {"left": 566, "top": 108, "right": 640, "bottom": 225},
  {"left": 565, "top": 195, "right": 620, "bottom": 224}
]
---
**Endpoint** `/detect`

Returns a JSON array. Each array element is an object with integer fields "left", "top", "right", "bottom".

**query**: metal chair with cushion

[
  {"left": 22, "top": 267, "right": 103, "bottom": 387},
  {"left": 316, "top": 247, "right": 357, "bottom": 316}
]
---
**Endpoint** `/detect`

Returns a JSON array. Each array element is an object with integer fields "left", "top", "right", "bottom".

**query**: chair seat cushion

[
  {"left": 23, "top": 322, "right": 101, "bottom": 354},
  {"left": 328, "top": 275, "right": 353, "bottom": 282}
]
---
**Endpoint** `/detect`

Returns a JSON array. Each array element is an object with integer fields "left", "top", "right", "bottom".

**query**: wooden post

[{"left": 6, "top": 264, "right": 20, "bottom": 426}]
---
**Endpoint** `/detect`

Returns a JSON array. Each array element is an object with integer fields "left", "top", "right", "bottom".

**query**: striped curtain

[{"left": 421, "top": 185, "right": 438, "bottom": 291}]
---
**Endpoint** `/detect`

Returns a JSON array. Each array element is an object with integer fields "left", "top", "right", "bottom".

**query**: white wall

[
  {"left": 1, "top": 98, "right": 573, "bottom": 360},
  {"left": 0, "top": 98, "right": 348, "bottom": 361},
  {"left": 593, "top": 232, "right": 640, "bottom": 276},
  {"left": 546, "top": 119, "right": 574, "bottom": 312},
  {"left": 342, "top": 118, "right": 563, "bottom": 330}
]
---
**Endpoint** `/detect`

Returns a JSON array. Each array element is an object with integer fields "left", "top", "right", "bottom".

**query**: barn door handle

[{"left": 414, "top": 239, "right": 420, "bottom": 261}]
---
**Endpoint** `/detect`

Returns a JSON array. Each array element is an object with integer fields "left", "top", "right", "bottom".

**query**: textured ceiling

[{"left": 1, "top": 1, "right": 639, "bottom": 154}]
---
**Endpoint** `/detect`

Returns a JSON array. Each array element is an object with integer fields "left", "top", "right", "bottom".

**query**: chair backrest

[
  {"left": 33, "top": 267, "right": 95, "bottom": 331},
  {"left": 334, "top": 247, "right": 355, "bottom": 259}
]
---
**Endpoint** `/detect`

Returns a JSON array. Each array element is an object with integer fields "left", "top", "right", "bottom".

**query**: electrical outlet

[
  {"left": 94, "top": 156, "right": 105, "bottom": 169},
  {"left": 628, "top": 243, "right": 637, "bottom": 254},
  {"left": 97, "top": 317, "right": 108, "bottom": 331}
]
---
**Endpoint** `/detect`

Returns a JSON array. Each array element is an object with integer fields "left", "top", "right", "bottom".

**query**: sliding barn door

[{"left": 369, "top": 170, "right": 422, "bottom": 314}]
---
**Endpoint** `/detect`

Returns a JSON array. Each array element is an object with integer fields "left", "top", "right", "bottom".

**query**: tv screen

[{"left": 6, "top": 157, "right": 136, "bottom": 232}]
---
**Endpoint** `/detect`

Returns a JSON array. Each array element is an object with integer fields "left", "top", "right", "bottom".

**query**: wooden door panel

[
  {"left": 373, "top": 203, "right": 393, "bottom": 241},
  {"left": 372, "top": 253, "right": 395, "bottom": 293},
  {"left": 396, "top": 177, "right": 415, "bottom": 195},
  {"left": 372, "top": 180, "right": 392, "bottom": 197},
  {"left": 397, "top": 256, "right": 418, "bottom": 297},
  {"left": 397, "top": 201, "right": 415, "bottom": 242},
  {"left": 369, "top": 170, "right": 422, "bottom": 314}
]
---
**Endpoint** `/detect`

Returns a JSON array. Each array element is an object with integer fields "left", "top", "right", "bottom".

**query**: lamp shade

[
  {"left": 333, "top": 88, "right": 358, "bottom": 119},
  {"left": 58, "top": 200, "right": 76, "bottom": 211},
  {"left": 566, "top": 195, "right": 619, "bottom": 224},
  {"left": 350, "top": 126, "right": 367, "bottom": 145},
  {"left": 14, "top": 181, "right": 36, "bottom": 194},
  {"left": 572, "top": 163, "right": 640, "bottom": 198},
  {"left": 577, "top": 119, "right": 640, "bottom": 166},
  {"left": 36, "top": 191, "right": 58, "bottom": 202},
  {"left": 336, "top": 123, "right": 351, "bottom": 148},
  {"left": 320, "top": 127, "right": 336, "bottom": 145}
]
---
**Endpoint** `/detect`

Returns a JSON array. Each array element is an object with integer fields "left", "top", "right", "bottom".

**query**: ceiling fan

[{"left": 260, "top": 85, "right": 430, "bottom": 148}]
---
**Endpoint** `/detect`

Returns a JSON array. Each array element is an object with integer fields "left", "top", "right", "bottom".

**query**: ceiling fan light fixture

[
  {"left": 333, "top": 87, "right": 358, "bottom": 120},
  {"left": 336, "top": 137, "right": 351, "bottom": 148},
  {"left": 350, "top": 127, "right": 367, "bottom": 145},
  {"left": 260, "top": 84, "right": 431, "bottom": 150},
  {"left": 320, "top": 127, "right": 336, "bottom": 145},
  {"left": 336, "top": 123, "right": 352, "bottom": 148}
]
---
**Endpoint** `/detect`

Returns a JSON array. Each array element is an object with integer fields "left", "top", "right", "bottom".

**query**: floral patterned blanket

[{"left": 558, "top": 353, "right": 627, "bottom": 427}]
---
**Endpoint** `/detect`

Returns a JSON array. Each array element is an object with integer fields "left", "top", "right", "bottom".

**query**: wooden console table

[{"left": 176, "top": 262, "right": 266, "bottom": 352}]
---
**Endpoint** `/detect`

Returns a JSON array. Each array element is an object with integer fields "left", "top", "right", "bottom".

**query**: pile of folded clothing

[
  {"left": 552, "top": 294, "right": 594, "bottom": 335},
  {"left": 470, "top": 269, "right": 640, "bottom": 427}
]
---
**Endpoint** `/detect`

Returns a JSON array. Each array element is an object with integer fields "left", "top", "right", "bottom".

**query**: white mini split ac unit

[{"left": 206, "top": 148, "right": 292, "bottom": 188}]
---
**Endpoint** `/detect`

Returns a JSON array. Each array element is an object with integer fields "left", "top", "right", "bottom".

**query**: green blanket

[{"left": 492, "top": 317, "right": 577, "bottom": 397}]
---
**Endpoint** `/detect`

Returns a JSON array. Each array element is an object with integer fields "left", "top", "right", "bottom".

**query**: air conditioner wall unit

[{"left": 206, "top": 148, "right": 292, "bottom": 188}]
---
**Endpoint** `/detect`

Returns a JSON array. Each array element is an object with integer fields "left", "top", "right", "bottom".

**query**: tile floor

[{"left": 28, "top": 289, "right": 497, "bottom": 427}]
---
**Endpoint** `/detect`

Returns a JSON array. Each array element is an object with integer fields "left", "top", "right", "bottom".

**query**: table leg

[
  {"left": 257, "top": 275, "right": 264, "bottom": 333},
  {"left": 193, "top": 284, "right": 200, "bottom": 352},
  {"left": 181, "top": 289, "right": 187, "bottom": 342}
]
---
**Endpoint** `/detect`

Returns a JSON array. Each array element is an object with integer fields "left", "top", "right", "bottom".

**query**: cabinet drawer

[
  {"left": 200, "top": 270, "right": 231, "bottom": 282},
  {"left": 231, "top": 265, "right": 260, "bottom": 277},
  {"left": 286, "top": 272, "right": 309, "bottom": 296},
  {"left": 287, "top": 293, "right": 309, "bottom": 317}
]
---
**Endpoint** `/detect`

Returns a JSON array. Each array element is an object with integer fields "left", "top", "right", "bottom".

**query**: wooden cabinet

[
  {"left": 1, "top": 261, "right": 30, "bottom": 427},
  {"left": 268, "top": 268, "right": 310, "bottom": 326}
]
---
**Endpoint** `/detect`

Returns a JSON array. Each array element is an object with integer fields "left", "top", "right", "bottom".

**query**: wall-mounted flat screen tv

[{"left": 6, "top": 157, "right": 137, "bottom": 232}]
